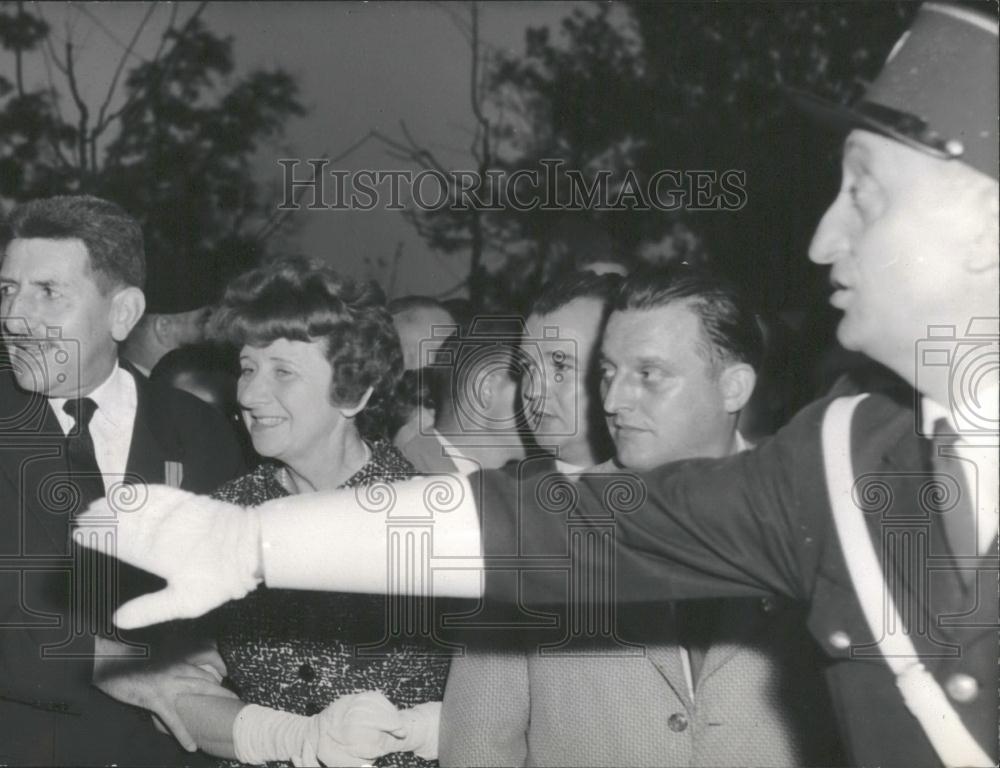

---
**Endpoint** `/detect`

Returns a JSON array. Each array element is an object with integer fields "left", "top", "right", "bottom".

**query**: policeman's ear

[
  {"left": 965, "top": 180, "right": 999, "bottom": 274},
  {"left": 340, "top": 386, "right": 374, "bottom": 418},
  {"left": 109, "top": 286, "right": 146, "bottom": 342},
  {"left": 718, "top": 362, "right": 757, "bottom": 415}
]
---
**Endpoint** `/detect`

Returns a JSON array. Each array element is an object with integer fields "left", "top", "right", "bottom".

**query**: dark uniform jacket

[
  {"left": 0, "top": 362, "right": 245, "bottom": 766},
  {"left": 471, "top": 388, "right": 998, "bottom": 767}
]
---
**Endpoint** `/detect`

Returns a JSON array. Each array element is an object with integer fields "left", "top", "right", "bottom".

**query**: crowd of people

[{"left": 0, "top": 3, "right": 997, "bottom": 767}]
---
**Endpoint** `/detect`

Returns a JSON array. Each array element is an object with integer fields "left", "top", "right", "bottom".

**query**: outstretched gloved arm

[{"left": 77, "top": 478, "right": 483, "bottom": 629}]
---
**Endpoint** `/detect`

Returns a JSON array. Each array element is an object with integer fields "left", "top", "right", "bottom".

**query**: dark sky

[{"left": 31, "top": 1, "right": 589, "bottom": 299}]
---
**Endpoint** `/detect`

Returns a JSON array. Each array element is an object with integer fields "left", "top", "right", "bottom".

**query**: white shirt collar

[
  {"left": 733, "top": 431, "right": 751, "bottom": 454},
  {"left": 433, "top": 429, "right": 468, "bottom": 462},
  {"left": 49, "top": 363, "right": 133, "bottom": 433},
  {"left": 554, "top": 458, "right": 587, "bottom": 475}
]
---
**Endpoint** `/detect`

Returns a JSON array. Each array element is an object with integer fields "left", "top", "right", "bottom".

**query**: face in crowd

[
  {"left": 1, "top": 237, "right": 142, "bottom": 398},
  {"left": 237, "top": 337, "right": 371, "bottom": 469},
  {"left": 522, "top": 296, "right": 607, "bottom": 467},
  {"left": 601, "top": 299, "right": 755, "bottom": 470}
]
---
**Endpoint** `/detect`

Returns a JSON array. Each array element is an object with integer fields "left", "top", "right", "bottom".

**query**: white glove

[
  {"left": 394, "top": 702, "right": 441, "bottom": 760},
  {"left": 76, "top": 485, "right": 263, "bottom": 629},
  {"left": 233, "top": 703, "right": 367, "bottom": 767},
  {"left": 318, "top": 692, "right": 440, "bottom": 762}
]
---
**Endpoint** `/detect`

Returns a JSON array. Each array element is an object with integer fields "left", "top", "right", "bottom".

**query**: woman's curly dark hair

[{"left": 210, "top": 257, "right": 404, "bottom": 441}]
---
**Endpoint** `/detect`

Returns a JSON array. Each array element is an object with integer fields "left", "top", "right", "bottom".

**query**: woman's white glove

[
  {"left": 232, "top": 693, "right": 442, "bottom": 766},
  {"left": 393, "top": 701, "right": 441, "bottom": 760},
  {"left": 232, "top": 703, "right": 365, "bottom": 767},
  {"left": 317, "top": 692, "right": 441, "bottom": 761}
]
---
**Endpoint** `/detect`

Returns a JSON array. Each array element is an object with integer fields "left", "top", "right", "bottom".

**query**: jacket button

[
  {"left": 667, "top": 713, "right": 688, "bottom": 732},
  {"left": 945, "top": 673, "right": 979, "bottom": 703},
  {"left": 759, "top": 597, "right": 777, "bottom": 614},
  {"left": 828, "top": 630, "right": 851, "bottom": 650},
  {"left": 304, "top": 701, "right": 323, "bottom": 716},
  {"left": 298, "top": 663, "right": 316, "bottom": 682}
]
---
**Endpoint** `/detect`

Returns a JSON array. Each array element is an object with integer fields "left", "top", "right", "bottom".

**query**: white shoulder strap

[{"left": 821, "top": 395, "right": 993, "bottom": 768}]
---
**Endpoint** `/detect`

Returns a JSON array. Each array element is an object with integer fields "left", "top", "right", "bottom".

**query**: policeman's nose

[{"left": 808, "top": 198, "right": 852, "bottom": 266}]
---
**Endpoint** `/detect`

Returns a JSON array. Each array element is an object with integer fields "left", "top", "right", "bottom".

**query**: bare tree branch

[
  {"left": 64, "top": 41, "right": 90, "bottom": 173},
  {"left": 76, "top": 4, "right": 151, "bottom": 65},
  {"left": 94, "top": 2, "right": 157, "bottom": 137},
  {"left": 150, "top": 2, "right": 180, "bottom": 64},
  {"left": 101, "top": 1, "right": 208, "bottom": 129},
  {"left": 430, "top": 1, "right": 473, "bottom": 45},
  {"left": 253, "top": 130, "right": 381, "bottom": 244}
]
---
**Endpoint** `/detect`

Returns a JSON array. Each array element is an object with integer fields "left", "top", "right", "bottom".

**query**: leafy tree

[
  {"left": 402, "top": 2, "right": 918, "bottom": 313},
  {"left": 0, "top": 2, "right": 304, "bottom": 285}
]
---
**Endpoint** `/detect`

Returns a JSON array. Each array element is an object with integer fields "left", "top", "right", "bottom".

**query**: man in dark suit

[
  {"left": 0, "top": 195, "right": 245, "bottom": 765},
  {"left": 79, "top": 4, "right": 998, "bottom": 767}
]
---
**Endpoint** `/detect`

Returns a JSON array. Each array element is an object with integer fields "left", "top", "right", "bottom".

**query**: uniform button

[
  {"left": 304, "top": 701, "right": 323, "bottom": 716},
  {"left": 828, "top": 630, "right": 851, "bottom": 650},
  {"left": 298, "top": 663, "right": 316, "bottom": 682},
  {"left": 667, "top": 713, "right": 688, "bottom": 732},
  {"left": 945, "top": 673, "right": 979, "bottom": 703},
  {"left": 759, "top": 597, "right": 777, "bottom": 614}
]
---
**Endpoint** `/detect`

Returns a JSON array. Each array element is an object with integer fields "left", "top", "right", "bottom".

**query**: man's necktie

[
  {"left": 931, "top": 418, "right": 977, "bottom": 583},
  {"left": 61, "top": 397, "right": 122, "bottom": 653},
  {"left": 63, "top": 397, "right": 106, "bottom": 508}
]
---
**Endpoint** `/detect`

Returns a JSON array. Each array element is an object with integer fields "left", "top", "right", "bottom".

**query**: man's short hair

[
  {"left": 615, "top": 266, "right": 764, "bottom": 372},
  {"left": 530, "top": 270, "right": 622, "bottom": 317},
  {"left": 3, "top": 195, "right": 145, "bottom": 291}
]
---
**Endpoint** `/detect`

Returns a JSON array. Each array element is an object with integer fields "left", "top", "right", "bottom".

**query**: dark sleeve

[
  {"left": 174, "top": 393, "right": 247, "bottom": 493},
  {"left": 474, "top": 398, "right": 829, "bottom": 607}
]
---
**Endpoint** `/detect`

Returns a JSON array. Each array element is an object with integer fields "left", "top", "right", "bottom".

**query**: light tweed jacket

[
  {"left": 439, "top": 596, "right": 841, "bottom": 767},
  {"left": 438, "top": 451, "right": 841, "bottom": 767}
]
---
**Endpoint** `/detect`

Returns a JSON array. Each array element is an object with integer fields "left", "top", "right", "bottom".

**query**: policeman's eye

[
  {"left": 599, "top": 364, "right": 614, "bottom": 380},
  {"left": 239, "top": 366, "right": 255, "bottom": 378},
  {"left": 0, "top": 284, "right": 14, "bottom": 297},
  {"left": 846, "top": 174, "right": 883, "bottom": 220},
  {"left": 274, "top": 367, "right": 294, "bottom": 379},
  {"left": 640, "top": 367, "right": 666, "bottom": 383}
]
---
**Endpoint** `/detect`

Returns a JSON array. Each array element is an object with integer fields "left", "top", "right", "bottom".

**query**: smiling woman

[{"left": 159, "top": 257, "right": 448, "bottom": 766}]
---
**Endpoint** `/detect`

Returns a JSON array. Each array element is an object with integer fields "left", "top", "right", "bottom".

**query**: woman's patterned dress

[{"left": 212, "top": 441, "right": 451, "bottom": 767}]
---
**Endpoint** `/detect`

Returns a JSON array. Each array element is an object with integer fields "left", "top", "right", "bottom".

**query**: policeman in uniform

[{"left": 79, "top": 4, "right": 998, "bottom": 767}]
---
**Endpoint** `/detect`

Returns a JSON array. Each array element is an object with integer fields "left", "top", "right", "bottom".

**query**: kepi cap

[{"left": 791, "top": 2, "right": 999, "bottom": 180}]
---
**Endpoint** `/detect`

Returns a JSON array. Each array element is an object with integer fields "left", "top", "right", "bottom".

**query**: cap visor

[{"left": 785, "top": 87, "right": 948, "bottom": 158}]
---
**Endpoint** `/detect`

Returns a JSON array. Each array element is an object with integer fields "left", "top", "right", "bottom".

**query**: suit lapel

[
  {"left": 641, "top": 604, "right": 694, "bottom": 710},
  {"left": 645, "top": 641, "right": 694, "bottom": 712},
  {"left": 122, "top": 367, "right": 169, "bottom": 487}
]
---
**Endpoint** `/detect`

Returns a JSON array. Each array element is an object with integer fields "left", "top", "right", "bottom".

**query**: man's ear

[
  {"left": 341, "top": 386, "right": 375, "bottom": 418},
  {"left": 151, "top": 314, "right": 173, "bottom": 345},
  {"left": 966, "top": 181, "right": 999, "bottom": 273},
  {"left": 718, "top": 362, "right": 757, "bottom": 414},
  {"left": 110, "top": 287, "right": 146, "bottom": 342}
]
